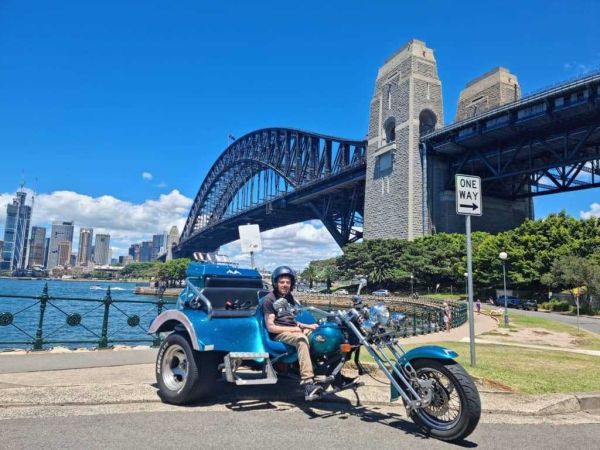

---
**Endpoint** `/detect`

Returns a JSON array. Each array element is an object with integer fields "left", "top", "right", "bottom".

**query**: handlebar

[{"left": 186, "top": 277, "right": 213, "bottom": 319}]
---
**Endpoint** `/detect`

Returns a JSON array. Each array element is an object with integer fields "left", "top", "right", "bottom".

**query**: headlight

[
  {"left": 369, "top": 302, "right": 390, "bottom": 326},
  {"left": 390, "top": 312, "right": 406, "bottom": 327},
  {"left": 361, "top": 319, "right": 377, "bottom": 333}
]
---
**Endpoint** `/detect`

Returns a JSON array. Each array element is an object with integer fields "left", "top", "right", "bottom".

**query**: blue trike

[{"left": 149, "top": 259, "right": 480, "bottom": 442}]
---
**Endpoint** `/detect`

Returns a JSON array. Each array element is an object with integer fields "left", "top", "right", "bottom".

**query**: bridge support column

[{"left": 364, "top": 39, "right": 443, "bottom": 240}]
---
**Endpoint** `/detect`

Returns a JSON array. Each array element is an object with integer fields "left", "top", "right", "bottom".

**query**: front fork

[{"left": 342, "top": 316, "right": 434, "bottom": 413}]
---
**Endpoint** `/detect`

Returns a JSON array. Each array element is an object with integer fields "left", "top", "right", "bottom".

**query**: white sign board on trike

[{"left": 455, "top": 174, "right": 482, "bottom": 216}]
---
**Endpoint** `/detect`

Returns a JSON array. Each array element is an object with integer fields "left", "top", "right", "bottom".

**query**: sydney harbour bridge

[{"left": 173, "top": 39, "right": 600, "bottom": 258}]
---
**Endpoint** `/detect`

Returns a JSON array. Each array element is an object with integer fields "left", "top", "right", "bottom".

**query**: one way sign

[{"left": 456, "top": 174, "right": 482, "bottom": 216}]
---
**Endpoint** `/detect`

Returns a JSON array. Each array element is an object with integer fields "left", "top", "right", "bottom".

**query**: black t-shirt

[{"left": 262, "top": 291, "right": 299, "bottom": 334}]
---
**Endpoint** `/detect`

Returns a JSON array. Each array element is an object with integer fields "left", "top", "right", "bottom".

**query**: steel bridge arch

[{"left": 180, "top": 127, "right": 367, "bottom": 253}]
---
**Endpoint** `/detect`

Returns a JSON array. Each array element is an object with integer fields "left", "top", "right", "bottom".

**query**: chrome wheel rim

[
  {"left": 414, "top": 367, "right": 462, "bottom": 430},
  {"left": 162, "top": 344, "right": 189, "bottom": 392}
]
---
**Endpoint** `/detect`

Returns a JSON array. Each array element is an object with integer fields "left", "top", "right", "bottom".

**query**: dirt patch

[{"left": 483, "top": 326, "right": 580, "bottom": 348}]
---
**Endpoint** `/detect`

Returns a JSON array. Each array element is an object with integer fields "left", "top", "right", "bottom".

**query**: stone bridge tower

[{"left": 364, "top": 39, "right": 443, "bottom": 240}]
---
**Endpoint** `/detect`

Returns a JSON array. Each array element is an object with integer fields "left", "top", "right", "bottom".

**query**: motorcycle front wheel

[{"left": 407, "top": 358, "right": 481, "bottom": 442}]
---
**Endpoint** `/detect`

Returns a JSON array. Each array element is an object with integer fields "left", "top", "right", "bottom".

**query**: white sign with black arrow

[
  {"left": 455, "top": 173, "right": 483, "bottom": 369},
  {"left": 456, "top": 174, "right": 482, "bottom": 216}
]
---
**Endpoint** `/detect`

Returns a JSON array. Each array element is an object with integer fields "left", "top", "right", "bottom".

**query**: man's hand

[{"left": 299, "top": 323, "right": 318, "bottom": 331}]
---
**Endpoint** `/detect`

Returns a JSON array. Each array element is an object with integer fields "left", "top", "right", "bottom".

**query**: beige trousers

[{"left": 275, "top": 331, "right": 314, "bottom": 381}]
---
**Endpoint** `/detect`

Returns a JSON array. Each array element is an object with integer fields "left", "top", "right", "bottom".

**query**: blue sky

[{"left": 1, "top": 0, "right": 599, "bottom": 267}]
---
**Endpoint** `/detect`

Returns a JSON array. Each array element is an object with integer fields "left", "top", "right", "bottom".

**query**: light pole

[
  {"left": 464, "top": 272, "right": 468, "bottom": 300},
  {"left": 499, "top": 251, "right": 509, "bottom": 327},
  {"left": 410, "top": 274, "right": 414, "bottom": 296}
]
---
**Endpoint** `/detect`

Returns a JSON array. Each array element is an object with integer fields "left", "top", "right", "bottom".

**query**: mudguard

[{"left": 390, "top": 345, "right": 458, "bottom": 401}]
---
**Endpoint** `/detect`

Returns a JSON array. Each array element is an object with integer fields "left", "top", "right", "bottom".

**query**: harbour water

[{"left": 0, "top": 279, "right": 174, "bottom": 350}]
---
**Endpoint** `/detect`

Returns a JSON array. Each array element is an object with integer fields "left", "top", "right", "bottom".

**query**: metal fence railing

[
  {"left": 0, "top": 284, "right": 176, "bottom": 351},
  {"left": 0, "top": 285, "right": 468, "bottom": 351},
  {"left": 296, "top": 293, "right": 468, "bottom": 337}
]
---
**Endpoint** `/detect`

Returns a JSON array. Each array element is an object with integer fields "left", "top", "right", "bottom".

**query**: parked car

[
  {"left": 335, "top": 289, "right": 349, "bottom": 295},
  {"left": 522, "top": 299, "right": 538, "bottom": 311},
  {"left": 495, "top": 295, "right": 522, "bottom": 309},
  {"left": 372, "top": 289, "right": 390, "bottom": 297}
]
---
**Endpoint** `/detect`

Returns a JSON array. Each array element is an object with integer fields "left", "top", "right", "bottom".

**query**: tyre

[
  {"left": 407, "top": 358, "right": 481, "bottom": 442},
  {"left": 156, "top": 332, "right": 219, "bottom": 405}
]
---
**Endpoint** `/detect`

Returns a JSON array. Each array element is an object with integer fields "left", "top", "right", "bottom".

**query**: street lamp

[
  {"left": 499, "top": 251, "right": 509, "bottom": 327},
  {"left": 410, "top": 274, "right": 414, "bottom": 296}
]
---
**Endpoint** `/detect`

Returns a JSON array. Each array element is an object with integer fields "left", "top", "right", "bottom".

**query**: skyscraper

[
  {"left": 166, "top": 226, "right": 180, "bottom": 261},
  {"left": 27, "top": 226, "right": 46, "bottom": 268},
  {"left": 151, "top": 233, "right": 166, "bottom": 260},
  {"left": 128, "top": 243, "right": 141, "bottom": 262},
  {"left": 1, "top": 191, "right": 32, "bottom": 271},
  {"left": 47, "top": 221, "right": 75, "bottom": 269},
  {"left": 140, "top": 241, "right": 153, "bottom": 262},
  {"left": 94, "top": 234, "right": 111, "bottom": 266},
  {"left": 43, "top": 237, "right": 50, "bottom": 268},
  {"left": 77, "top": 228, "right": 93, "bottom": 266},
  {"left": 57, "top": 241, "right": 72, "bottom": 267}
]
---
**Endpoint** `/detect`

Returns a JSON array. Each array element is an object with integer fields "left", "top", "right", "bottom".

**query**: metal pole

[
  {"left": 576, "top": 294, "right": 580, "bottom": 332},
  {"left": 465, "top": 215, "right": 476, "bottom": 367},
  {"left": 502, "top": 262, "right": 509, "bottom": 327}
]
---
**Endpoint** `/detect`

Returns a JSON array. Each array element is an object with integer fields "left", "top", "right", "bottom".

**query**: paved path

[
  {"left": 511, "top": 308, "right": 600, "bottom": 335},
  {"left": 401, "top": 310, "right": 498, "bottom": 345},
  {"left": 0, "top": 406, "right": 599, "bottom": 449}
]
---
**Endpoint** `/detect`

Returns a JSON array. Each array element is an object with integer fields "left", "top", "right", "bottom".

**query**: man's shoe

[
  {"left": 313, "top": 374, "right": 334, "bottom": 384},
  {"left": 304, "top": 382, "right": 323, "bottom": 401}
]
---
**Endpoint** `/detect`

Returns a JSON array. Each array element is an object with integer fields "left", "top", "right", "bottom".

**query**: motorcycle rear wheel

[{"left": 407, "top": 358, "right": 481, "bottom": 442}]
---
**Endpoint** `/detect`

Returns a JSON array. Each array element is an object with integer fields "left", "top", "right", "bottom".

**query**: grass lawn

[
  {"left": 360, "top": 341, "right": 600, "bottom": 394},
  {"left": 504, "top": 310, "right": 600, "bottom": 350}
]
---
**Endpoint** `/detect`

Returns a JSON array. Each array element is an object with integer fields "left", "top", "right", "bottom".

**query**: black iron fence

[{"left": 0, "top": 284, "right": 176, "bottom": 350}]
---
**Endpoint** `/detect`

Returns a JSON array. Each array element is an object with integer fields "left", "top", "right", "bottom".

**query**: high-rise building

[
  {"left": 27, "top": 226, "right": 46, "bottom": 268},
  {"left": 151, "top": 233, "right": 166, "bottom": 260},
  {"left": 94, "top": 234, "right": 111, "bottom": 266},
  {"left": 47, "top": 221, "right": 75, "bottom": 269},
  {"left": 1, "top": 191, "right": 33, "bottom": 271},
  {"left": 43, "top": 237, "right": 50, "bottom": 268},
  {"left": 119, "top": 255, "right": 133, "bottom": 265},
  {"left": 128, "top": 243, "right": 141, "bottom": 262},
  {"left": 140, "top": 241, "right": 153, "bottom": 262},
  {"left": 57, "top": 241, "right": 72, "bottom": 267},
  {"left": 0, "top": 241, "right": 3, "bottom": 259},
  {"left": 77, "top": 228, "right": 94, "bottom": 266},
  {"left": 166, "top": 226, "right": 180, "bottom": 261}
]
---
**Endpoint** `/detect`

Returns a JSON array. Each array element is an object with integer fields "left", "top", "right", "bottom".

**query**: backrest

[{"left": 200, "top": 287, "right": 262, "bottom": 310}]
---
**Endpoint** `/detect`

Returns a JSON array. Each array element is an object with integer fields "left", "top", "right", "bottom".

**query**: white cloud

[
  {"left": 0, "top": 189, "right": 191, "bottom": 257},
  {"left": 142, "top": 172, "right": 153, "bottom": 181},
  {"left": 580, "top": 203, "right": 600, "bottom": 219},
  {"left": 156, "top": 182, "right": 168, "bottom": 188},
  {"left": 0, "top": 190, "right": 344, "bottom": 265},
  {"left": 221, "top": 220, "right": 343, "bottom": 272}
]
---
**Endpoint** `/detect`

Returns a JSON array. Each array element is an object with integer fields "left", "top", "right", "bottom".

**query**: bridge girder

[{"left": 177, "top": 128, "right": 366, "bottom": 257}]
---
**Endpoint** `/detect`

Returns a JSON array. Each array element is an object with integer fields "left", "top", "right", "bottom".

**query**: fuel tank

[{"left": 309, "top": 322, "right": 345, "bottom": 356}]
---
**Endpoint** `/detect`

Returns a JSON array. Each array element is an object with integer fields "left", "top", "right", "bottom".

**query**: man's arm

[
  {"left": 297, "top": 321, "right": 318, "bottom": 330},
  {"left": 265, "top": 312, "right": 302, "bottom": 334}
]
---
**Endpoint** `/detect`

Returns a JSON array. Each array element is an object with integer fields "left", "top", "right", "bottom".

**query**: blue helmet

[{"left": 271, "top": 266, "right": 296, "bottom": 290}]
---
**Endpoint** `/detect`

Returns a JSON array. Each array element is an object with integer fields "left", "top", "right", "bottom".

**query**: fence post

[
  {"left": 33, "top": 283, "right": 49, "bottom": 350},
  {"left": 99, "top": 287, "right": 112, "bottom": 349},
  {"left": 152, "top": 295, "right": 165, "bottom": 347},
  {"left": 412, "top": 308, "right": 417, "bottom": 336}
]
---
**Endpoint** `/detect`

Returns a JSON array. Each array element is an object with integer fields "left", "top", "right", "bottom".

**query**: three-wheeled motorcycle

[{"left": 148, "top": 259, "right": 481, "bottom": 442}]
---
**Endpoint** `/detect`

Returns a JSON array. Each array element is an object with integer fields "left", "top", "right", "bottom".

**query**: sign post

[
  {"left": 238, "top": 224, "right": 262, "bottom": 268},
  {"left": 456, "top": 174, "right": 482, "bottom": 367}
]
